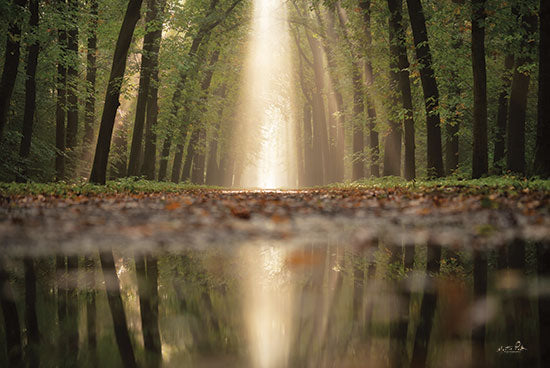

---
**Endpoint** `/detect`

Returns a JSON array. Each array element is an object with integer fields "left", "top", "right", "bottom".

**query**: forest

[{"left": 1, "top": 0, "right": 550, "bottom": 367}]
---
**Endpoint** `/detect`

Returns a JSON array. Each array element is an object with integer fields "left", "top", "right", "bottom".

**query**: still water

[{"left": 1, "top": 241, "right": 549, "bottom": 367}]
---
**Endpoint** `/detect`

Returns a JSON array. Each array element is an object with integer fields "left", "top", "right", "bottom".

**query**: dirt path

[{"left": 1, "top": 188, "right": 549, "bottom": 254}]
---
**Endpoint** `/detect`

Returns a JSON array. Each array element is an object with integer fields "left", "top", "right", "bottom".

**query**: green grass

[
  {"left": 330, "top": 175, "right": 550, "bottom": 192},
  {"left": 1, "top": 175, "right": 549, "bottom": 197},
  {"left": 0, "top": 177, "right": 220, "bottom": 196}
]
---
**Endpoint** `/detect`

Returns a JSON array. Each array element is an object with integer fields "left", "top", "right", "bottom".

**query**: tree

[
  {"left": 506, "top": 6, "right": 537, "bottom": 175},
  {"left": 534, "top": 0, "right": 550, "bottom": 177},
  {"left": 83, "top": 0, "right": 99, "bottom": 164},
  {"left": 89, "top": 0, "right": 144, "bottom": 184},
  {"left": 493, "top": 54, "right": 514, "bottom": 173},
  {"left": 127, "top": 0, "right": 160, "bottom": 177},
  {"left": 65, "top": 0, "right": 79, "bottom": 173},
  {"left": 0, "top": 0, "right": 27, "bottom": 141},
  {"left": 406, "top": 0, "right": 444, "bottom": 177},
  {"left": 471, "top": 0, "right": 488, "bottom": 178},
  {"left": 358, "top": 0, "right": 380, "bottom": 177},
  {"left": 17, "top": 0, "right": 40, "bottom": 182},
  {"left": 55, "top": 0, "right": 68, "bottom": 180}
]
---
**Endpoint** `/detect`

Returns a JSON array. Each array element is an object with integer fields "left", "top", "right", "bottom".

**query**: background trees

[{"left": 0, "top": 0, "right": 546, "bottom": 184}]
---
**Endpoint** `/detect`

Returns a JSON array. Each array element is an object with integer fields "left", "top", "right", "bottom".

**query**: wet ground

[{"left": 1, "top": 188, "right": 550, "bottom": 367}]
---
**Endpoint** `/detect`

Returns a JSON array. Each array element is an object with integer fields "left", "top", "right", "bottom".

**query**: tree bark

[
  {"left": 534, "top": 0, "right": 550, "bottom": 177},
  {"left": 359, "top": 0, "right": 380, "bottom": 177},
  {"left": 65, "top": 0, "right": 79, "bottom": 174},
  {"left": 493, "top": 54, "right": 514, "bottom": 173},
  {"left": 55, "top": 0, "right": 67, "bottom": 181},
  {"left": 157, "top": 136, "right": 171, "bottom": 181},
  {"left": 205, "top": 86, "right": 226, "bottom": 185},
  {"left": 89, "top": 0, "right": 144, "bottom": 184},
  {"left": 406, "top": 0, "right": 444, "bottom": 177},
  {"left": 506, "top": 9, "right": 537, "bottom": 175},
  {"left": 17, "top": 0, "right": 40, "bottom": 182},
  {"left": 471, "top": 0, "right": 488, "bottom": 178},
  {"left": 0, "top": 0, "right": 27, "bottom": 141},
  {"left": 127, "top": 0, "right": 159, "bottom": 177},
  {"left": 83, "top": 0, "right": 98, "bottom": 164},
  {"left": 140, "top": 0, "right": 167, "bottom": 179}
]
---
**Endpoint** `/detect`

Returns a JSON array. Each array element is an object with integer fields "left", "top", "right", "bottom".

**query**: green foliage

[{"left": 0, "top": 177, "right": 220, "bottom": 197}]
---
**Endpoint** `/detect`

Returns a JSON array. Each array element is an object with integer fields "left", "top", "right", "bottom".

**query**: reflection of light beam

[
  {"left": 237, "top": 0, "right": 296, "bottom": 189},
  {"left": 242, "top": 244, "right": 293, "bottom": 368}
]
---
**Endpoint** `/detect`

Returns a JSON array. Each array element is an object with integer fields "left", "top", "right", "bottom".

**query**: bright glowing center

[{"left": 238, "top": 0, "right": 296, "bottom": 189}]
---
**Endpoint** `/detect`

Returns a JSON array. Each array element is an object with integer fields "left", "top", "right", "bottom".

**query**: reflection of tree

[
  {"left": 538, "top": 242, "right": 550, "bottom": 367},
  {"left": 471, "top": 249, "right": 487, "bottom": 368},
  {"left": 84, "top": 255, "right": 97, "bottom": 364},
  {"left": 24, "top": 257, "right": 39, "bottom": 368},
  {"left": 410, "top": 244, "right": 442, "bottom": 368},
  {"left": 0, "top": 261, "right": 22, "bottom": 366},
  {"left": 99, "top": 251, "right": 137, "bottom": 368},
  {"left": 135, "top": 253, "right": 161, "bottom": 366}
]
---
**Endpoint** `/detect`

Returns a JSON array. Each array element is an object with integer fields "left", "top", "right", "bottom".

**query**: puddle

[{"left": 1, "top": 240, "right": 549, "bottom": 367}]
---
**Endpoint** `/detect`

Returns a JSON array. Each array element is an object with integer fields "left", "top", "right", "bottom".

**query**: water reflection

[{"left": 0, "top": 241, "right": 549, "bottom": 367}]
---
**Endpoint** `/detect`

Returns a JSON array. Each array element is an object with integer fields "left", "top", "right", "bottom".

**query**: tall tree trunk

[
  {"left": 359, "top": 0, "right": 380, "bottom": 177},
  {"left": 127, "top": 0, "right": 159, "bottom": 176},
  {"left": 99, "top": 251, "right": 137, "bottom": 368},
  {"left": 471, "top": 0, "right": 488, "bottom": 178},
  {"left": 17, "top": 0, "right": 40, "bottom": 183},
  {"left": 303, "top": 104, "right": 314, "bottom": 186},
  {"left": 55, "top": 0, "right": 67, "bottom": 181},
  {"left": 534, "top": 0, "right": 550, "bottom": 177},
  {"left": 0, "top": 0, "right": 27, "bottom": 141},
  {"left": 157, "top": 136, "right": 171, "bottom": 181},
  {"left": 406, "top": 0, "right": 444, "bottom": 177},
  {"left": 181, "top": 128, "right": 198, "bottom": 182},
  {"left": 336, "top": 5, "right": 364, "bottom": 181},
  {"left": 140, "top": 0, "right": 166, "bottom": 179},
  {"left": 83, "top": 0, "right": 98, "bottom": 165},
  {"left": 389, "top": 0, "right": 415, "bottom": 180},
  {"left": 89, "top": 0, "right": 144, "bottom": 184},
  {"left": 506, "top": 9, "right": 537, "bottom": 175},
  {"left": 0, "top": 263, "right": 23, "bottom": 366},
  {"left": 65, "top": 0, "right": 79, "bottom": 175},
  {"left": 171, "top": 143, "right": 185, "bottom": 183},
  {"left": 493, "top": 54, "right": 514, "bottom": 173},
  {"left": 191, "top": 49, "right": 220, "bottom": 185},
  {"left": 205, "top": 86, "right": 226, "bottom": 185}
]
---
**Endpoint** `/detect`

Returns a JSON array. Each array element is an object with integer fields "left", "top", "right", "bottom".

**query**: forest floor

[{"left": 0, "top": 177, "right": 549, "bottom": 255}]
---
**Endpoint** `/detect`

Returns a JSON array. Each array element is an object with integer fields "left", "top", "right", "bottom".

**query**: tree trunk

[
  {"left": 205, "top": 86, "right": 226, "bottom": 185},
  {"left": 127, "top": 0, "right": 159, "bottom": 177},
  {"left": 534, "top": 0, "right": 550, "bottom": 177},
  {"left": 305, "top": 32, "right": 329, "bottom": 185},
  {"left": 83, "top": 0, "right": 98, "bottom": 164},
  {"left": 359, "top": 0, "right": 380, "bottom": 178},
  {"left": 506, "top": 9, "right": 537, "bottom": 175},
  {"left": 0, "top": 0, "right": 27, "bottom": 141},
  {"left": 157, "top": 136, "right": 171, "bottom": 181},
  {"left": 55, "top": 0, "right": 67, "bottom": 181},
  {"left": 99, "top": 251, "right": 137, "bottom": 368},
  {"left": 17, "top": 0, "right": 40, "bottom": 183},
  {"left": 493, "top": 54, "right": 514, "bottom": 173},
  {"left": 471, "top": 0, "right": 488, "bottom": 178},
  {"left": 390, "top": 0, "right": 415, "bottom": 180},
  {"left": 171, "top": 143, "right": 185, "bottom": 183},
  {"left": 141, "top": 0, "right": 166, "bottom": 179},
  {"left": 65, "top": 0, "right": 79, "bottom": 175},
  {"left": 406, "top": 0, "right": 444, "bottom": 177},
  {"left": 181, "top": 128, "right": 198, "bottom": 182},
  {"left": 303, "top": 104, "right": 314, "bottom": 186},
  {"left": 89, "top": 0, "right": 144, "bottom": 184}
]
